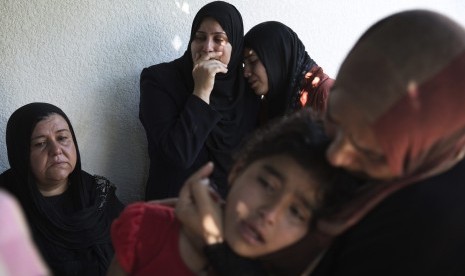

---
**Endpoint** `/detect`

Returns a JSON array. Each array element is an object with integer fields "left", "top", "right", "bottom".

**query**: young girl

[{"left": 108, "top": 109, "right": 357, "bottom": 275}]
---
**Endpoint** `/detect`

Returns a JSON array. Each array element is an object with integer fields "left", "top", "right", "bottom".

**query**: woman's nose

[
  {"left": 202, "top": 38, "right": 214, "bottom": 52},
  {"left": 326, "top": 135, "right": 356, "bottom": 168},
  {"left": 49, "top": 141, "right": 62, "bottom": 156},
  {"left": 243, "top": 63, "right": 251, "bottom": 78}
]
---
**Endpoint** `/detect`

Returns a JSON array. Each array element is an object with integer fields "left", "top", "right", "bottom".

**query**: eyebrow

[
  {"left": 31, "top": 129, "right": 70, "bottom": 141},
  {"left": 262, "top": 164, "right": 285, "bottom": 182},
  {"left": 263, "top": 163, "right": 315, "bottom": 212},
  {"left": 195, "top": 31, "right": 227, "bottom": 35}
]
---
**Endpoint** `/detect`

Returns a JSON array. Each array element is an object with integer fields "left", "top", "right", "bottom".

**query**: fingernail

[{"left": 199, "top": 178, "right": 209, "bottom": 185}]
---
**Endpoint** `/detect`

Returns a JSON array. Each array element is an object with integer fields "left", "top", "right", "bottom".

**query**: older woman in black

[
  {"left": 0, "top": 102, "right": 124, "bottom": 275},
  {"left": 139, "top": 1, "right": 259, "bottom": 200}
]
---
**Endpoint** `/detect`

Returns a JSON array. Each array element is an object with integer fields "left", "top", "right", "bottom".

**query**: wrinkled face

[
  {"left": 224, "top": 155, "right": 315, "bottom": 258},
  {"left": 243, "top": 47, "right": 269, "bottom": 96},
  {"left": 30, "top": 114, "right": 77, "bottom": 194},
  {"left": 190, "top": 17, "right": 232, "bottom": 65},
  {"left": 325, "top": 91, "right": 394, "bottom": 180}
]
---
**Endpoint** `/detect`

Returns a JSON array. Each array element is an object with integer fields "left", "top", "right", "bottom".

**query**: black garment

[
  {"left": 204, "top": 243, "right": 266, "bottom": 276},
  {"left": 312, "top": 158, "right": 465, "bottom": 276},
  {"left": 140, "top": 1, "right": 259, "bottom": 200},
  {"left": 244, "top": 21, "right": 317, "bottom": 119},
  {"left": 0, "top": 102, "right": 124, "bottom": 275}
]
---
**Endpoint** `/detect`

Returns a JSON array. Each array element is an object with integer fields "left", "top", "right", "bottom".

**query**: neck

[{"left": 37, "top": 180, "right": 69, "bottom": 196}]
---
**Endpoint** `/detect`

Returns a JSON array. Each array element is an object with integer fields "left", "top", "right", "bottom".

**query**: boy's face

[{"left": 224, "top": 155, "right": 317, "bottom": 258}]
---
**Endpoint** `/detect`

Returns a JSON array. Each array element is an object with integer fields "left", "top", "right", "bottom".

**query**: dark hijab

[
  {"left": 178, "top": 1, "right": 252, "bottom": 192},
  {"left": 0, "top": 102, "right": 116, "bottom": 271},
  {"left": 244, "top": 21, "right": 317, "bottom": 118}
]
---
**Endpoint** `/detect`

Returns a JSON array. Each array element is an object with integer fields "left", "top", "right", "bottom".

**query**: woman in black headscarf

[
  {"left": 140, "top": 1, "right": 259, "bottom": 200},
  {"left": 0, "top": 102, "right": 124, "bottom": 275},
  {"left": 243, "top": 21, "right": 334, "bottom": 123}
]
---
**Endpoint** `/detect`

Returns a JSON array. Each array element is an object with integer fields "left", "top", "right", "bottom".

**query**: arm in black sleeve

[
  {"left": 313, "top": 165, "right": 465, "bottom": 276},
  {"left": 139, "top": 67, "right": 221, "bottom": 168}
]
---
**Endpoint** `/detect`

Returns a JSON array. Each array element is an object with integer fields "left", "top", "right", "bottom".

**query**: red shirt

[{"left": 111, "top": 203, "right": 195, "bottom": 276}]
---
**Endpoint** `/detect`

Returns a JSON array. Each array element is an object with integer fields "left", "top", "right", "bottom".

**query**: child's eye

[
  {"left": 258, "top": 176, "right": 274, "bottom": 192},
  {"left": 290, "top": 205, "right": 307, "bottom": 222}
]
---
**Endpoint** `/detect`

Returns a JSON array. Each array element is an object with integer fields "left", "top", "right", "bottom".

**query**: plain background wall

[{"left": 1, "top": 0, "right": 464, "bottom": 203}]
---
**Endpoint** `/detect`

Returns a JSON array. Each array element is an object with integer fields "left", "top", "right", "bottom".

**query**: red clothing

[
  {"left": 111, "top": 203, "right": 194, "bottom": 276},
  {"left": 299, "top": 66, "right": 334, "bottom": 115}
]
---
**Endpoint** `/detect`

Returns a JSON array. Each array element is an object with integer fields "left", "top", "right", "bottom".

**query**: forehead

[
  {"left": 255, "top": 156, "right": 317, "bottom": 198},
  {"left": 196, "top": 17, "right": 225, "bottom": 33},
  {"left": 327, "top": 85, "right": 373, "bottom": 128},
  {"left": 243, "top": 47, "right": 257, "bottom": 58},
  {"left": 32, "top": 114, "right": 69, "bottom": 133}
]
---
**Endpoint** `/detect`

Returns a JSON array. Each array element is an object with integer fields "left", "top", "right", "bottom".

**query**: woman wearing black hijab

[
  {"left": 140, "top": 1, "right": 259, "bottom": 200},
  {"left": 0, "top": 102, "right": 124, "bottom": 275},
  {"left": 243, "top": 21, "right": 334, "bottom": 123}
]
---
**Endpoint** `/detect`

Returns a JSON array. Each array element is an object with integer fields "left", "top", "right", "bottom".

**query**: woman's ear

[{"left": 227, "top": 161, "right": 245, "bottom": 186}]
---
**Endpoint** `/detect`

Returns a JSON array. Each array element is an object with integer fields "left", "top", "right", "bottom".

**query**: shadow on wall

[
  {"left": 80, "top": 1, "right": 193, "bottom": 203},
  {"left": 0, "top": 0, "right": 197, "bottom": 203},
  {"left": 0, "top": 103, "right": 7, "bottom": 174}
]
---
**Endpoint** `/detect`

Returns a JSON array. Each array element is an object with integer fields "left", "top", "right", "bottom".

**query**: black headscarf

[
  {"left": 245, "top": 21, "right": 317, "bottom": 119},
  {"left": 177, "top": 1, "right": 252, "bottom": 193},
  {"left": 0, "top": 102, "right": 116, "bottom": 271}
]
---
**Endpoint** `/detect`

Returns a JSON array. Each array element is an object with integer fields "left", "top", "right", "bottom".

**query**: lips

[
  {"left": 50, "top": 160, "right": 68, "bottom": 167},
  {"left": 239, "top": 220, "right": 265, "bottom": 245}
]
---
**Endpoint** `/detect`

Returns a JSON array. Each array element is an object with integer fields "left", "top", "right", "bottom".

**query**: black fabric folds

[
  {"left": 140, "top": 1, "right": 258, "bottom": 199},
  {"left": 244, "top": 21, "right": 317, "bottom": 119},
  {"left": 0, "top": 102, "right": 121, "bottom": 274}
]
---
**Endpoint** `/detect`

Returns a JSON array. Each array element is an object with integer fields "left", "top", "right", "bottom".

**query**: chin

[{"left": 228, "top": 242, "right": 256, "bottom": 258}]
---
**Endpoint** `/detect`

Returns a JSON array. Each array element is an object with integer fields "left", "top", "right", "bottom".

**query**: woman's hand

[
  {"left": 176, "top": 162, "right": 225, "bottom": 246},
  {"left": 192, "top": 52, "right": 228, "bottom": 104}
]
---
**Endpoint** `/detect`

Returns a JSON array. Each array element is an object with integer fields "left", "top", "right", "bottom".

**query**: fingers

[
  {"left": 191, "top": 178, "right": 219, "bottom": 214},
  {"left": 193, "top": 52, "right": 228, "bottom": 72},
  {"left": 194, "top": 51, "right": 224, "bottom": 63},
  {"left": 189, "top": 178, "right": 224, "bottom": 244},
  {"left": 179, "top": 162, "right": 214, "bottom": 197}
]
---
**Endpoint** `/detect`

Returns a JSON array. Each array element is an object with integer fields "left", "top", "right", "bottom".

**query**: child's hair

[{"left": 232, "top": 108, "right": 362, "bottom": 226}]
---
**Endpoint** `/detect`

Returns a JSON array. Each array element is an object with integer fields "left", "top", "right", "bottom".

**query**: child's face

[{"left": 224, "top": 155, "right": 317, "bottom": 258}]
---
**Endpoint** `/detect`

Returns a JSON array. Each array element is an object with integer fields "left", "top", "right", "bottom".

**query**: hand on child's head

[{"left": 176, "top": 162, "right": 224, "bottom": 245}]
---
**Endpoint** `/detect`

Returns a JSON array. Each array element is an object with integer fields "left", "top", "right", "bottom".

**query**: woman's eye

[
  {"left": 33, "top": 141, "right": 46, "bottom": 148},
  {"left": 58, "top": 135, "right": 68, "bottom": 141},
  {"left": 215, "top": 38, "right": 226, "bottom": 44},
  {"left": 194, "top": 35, "right": 205, "bottom": 41}
]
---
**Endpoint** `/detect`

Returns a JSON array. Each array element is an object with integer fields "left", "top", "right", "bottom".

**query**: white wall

[{"left": 1, "top": 0, "right": 464, "bottom": 203}]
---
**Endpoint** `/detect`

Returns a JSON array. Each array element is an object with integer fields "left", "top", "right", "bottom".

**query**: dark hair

[{"left": 232, "top": 108, "right": 362, "bottom": 225}]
